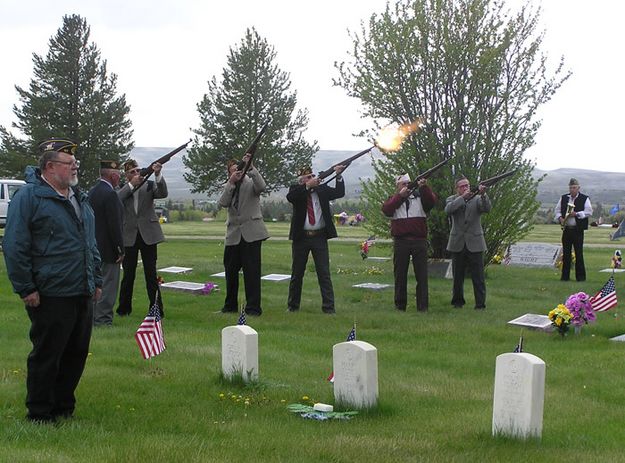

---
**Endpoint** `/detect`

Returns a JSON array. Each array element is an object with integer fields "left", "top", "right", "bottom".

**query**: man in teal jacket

[{"left": 3, "top": 138, "right": 102, "bottom": 423}]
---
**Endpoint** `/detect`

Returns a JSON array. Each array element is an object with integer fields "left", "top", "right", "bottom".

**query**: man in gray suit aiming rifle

[
  {"left": 116, "top": 159, "right": 168, "bottom": 317},
  {"left": 218, "top": 153, "right": 269, "bottom": 317},
  {"left": 445, "top": 176, "right": 491, "bottom": 310}
]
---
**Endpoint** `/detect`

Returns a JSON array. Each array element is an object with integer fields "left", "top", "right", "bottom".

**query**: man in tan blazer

[
  {"left": 445, "top": 176, "right": 491, "bottom": 310},
  {"left": 117, "top": 159, "right": 168, "bottom": 316},
  {"left": 218, "top": 154, "right": 269, "bottom": 316}
]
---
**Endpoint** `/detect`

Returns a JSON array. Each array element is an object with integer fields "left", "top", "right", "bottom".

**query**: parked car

[{"left": 0, "top": 179, "right": 26, "bottom": 228}]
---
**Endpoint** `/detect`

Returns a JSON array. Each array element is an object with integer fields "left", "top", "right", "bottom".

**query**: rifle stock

[{"left": 317, "top": 145, "right": 375, "bottom": 181}]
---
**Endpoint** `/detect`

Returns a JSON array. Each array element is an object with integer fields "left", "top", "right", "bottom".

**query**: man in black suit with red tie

[{"left": 286, "top": 164, "right": 345, "bottom": 314}]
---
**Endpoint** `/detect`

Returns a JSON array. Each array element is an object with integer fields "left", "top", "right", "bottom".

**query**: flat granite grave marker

[
  {"left": 492, "top": 352, "right": 545, "bottom": 440},
  {"left": 507, "top": 314, "right": 553, "bottom": 331},
  {"left": 505, "top": 242, "right": 561, "bottom": 268},
  {"left": 352, "top": 283, "right": 392, "bottom": 290},
  {"left": 160, "top": 281, "right": 209, "bottom": 294},
  {"left": 333, "top": 340, "right": 378, "bottom": 409},
  {"left": 260, "top": 273, "right": 291, "bottom": 281},
  {"left": 158, "top": 266, "right": 193, "bottom": 274},
  {"left": 221, "top": 325, "right": 258, "bottom": 382}
]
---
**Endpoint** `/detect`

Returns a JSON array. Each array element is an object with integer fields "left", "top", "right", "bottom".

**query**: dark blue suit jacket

[{"left": 88, "top": 180, "right": 124, "bottom": 263}]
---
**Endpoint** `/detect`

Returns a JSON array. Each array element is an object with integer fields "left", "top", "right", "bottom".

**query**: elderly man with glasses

[{"left": 3, "top": 138, "right": 102, "bottom": 423}]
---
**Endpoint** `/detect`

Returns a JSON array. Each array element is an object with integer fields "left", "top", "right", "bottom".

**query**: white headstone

[
  {"left": 221, "top": 325, "right": 258, "bottom": 382},
  {"left": 492, "top": 352, "right": 545, "bottom": 439},
  {"left": 333, "top": 340, "right": 378, "bottom": 409}
]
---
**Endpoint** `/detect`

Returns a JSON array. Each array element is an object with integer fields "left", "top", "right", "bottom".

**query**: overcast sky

[{"left": 1, "top": 0, "right": 624, "bottom": 173}]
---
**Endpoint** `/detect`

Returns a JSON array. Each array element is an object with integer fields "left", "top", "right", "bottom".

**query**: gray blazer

[
  {"left": 219, "top": 167, "right": 269, "bottom": 246},
  {"left": 118, "top": 176, "right": 168, "bottom": 247},
  {"left": 445, "top": 193, "right": 491, "bottom": 253}
]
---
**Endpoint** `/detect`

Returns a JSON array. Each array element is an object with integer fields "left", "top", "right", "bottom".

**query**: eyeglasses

[
  {"left": 50, "top": 159, "right": 80, "bottom": 168},
  {"left": 127, "top": 168, "right": 141, "bottom": 175}
]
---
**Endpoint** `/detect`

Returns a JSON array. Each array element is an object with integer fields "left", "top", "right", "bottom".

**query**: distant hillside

[{"left": 130, "top": 147, "right": 625, "bottom": 205}]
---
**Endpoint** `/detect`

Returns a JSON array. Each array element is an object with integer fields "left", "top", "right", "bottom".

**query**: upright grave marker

[
  {"left": 505, "top": 242, "right": 561, "bottom": 268},
  {"left": 492, "top": 352, "right": 545, "bottom": 439},
  {"left": 333, "top": 340, "right": 378, "bottom": 409},
  {"left": 221, "top": 325, "right": 258, "bottom": 382}
]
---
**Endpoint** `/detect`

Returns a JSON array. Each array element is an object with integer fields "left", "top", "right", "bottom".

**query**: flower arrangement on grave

[
  {"left": 156, "top": 275, "right": 165, "bottom": 285},
  {"left": 359, "top": 236, "right": 376, "bottom": 259},
  {"left": 337, "top": 211, "right": 348, "bottom": 225},
  {"left": 565, "top": 292, "right": 596, "bottom": 327},
  {"left": 201, "top": 282, "right": 217, "bottom": 295},
  {"left": 355, "top": 213, "right": 365, "bottom": 224},
  {"left": 612, "top": 250, "right": 622, "bottom": 269},
  {"left": 548, "top": 304, "right": 572, "bottom": 336},
  {"left": 491, "top": 254, "right": 503, "bottom": 265}
]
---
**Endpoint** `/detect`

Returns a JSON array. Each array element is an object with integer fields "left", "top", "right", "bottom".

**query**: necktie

[{"left": 307, "top": 193, "right": 316, "bottom": 225}]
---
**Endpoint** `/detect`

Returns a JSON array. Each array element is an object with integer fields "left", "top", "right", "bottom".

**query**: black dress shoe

[
  {"left": 27, "top": 414, "right": 57, "bottom": 424},
  {"left": 286, "top": 307, "right": 299, "bottom": 313},
  {"left": 474, "top": 305, "right": 486, "bottom": 310},
  {"left": 322, "top": 309, "right": 336, "bottom": 314},
  {"left": 220, "top": 308, "right": 238, "bottom": 313},
  {"left": 395, "top": 306, "right": 406, "bottom": 312},
  {"left": 453, "top": 304, "right": 464, "bottom": 309}
]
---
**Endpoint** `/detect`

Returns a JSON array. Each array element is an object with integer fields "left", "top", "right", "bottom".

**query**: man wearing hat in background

[
  {"left": 88, "top": 160, "right": 124, "bottom": 326},
  {"left": 382, "top": 174, "right": 437, "bottom": 312},
  {"left": 3, "top": 138, "right": 102, "bottom": 423},
  {"left": 117, "top": 159, "right": 168, "bottom": 317},
  {"left": 286, "top": 164, "right": 345, "bottom": 314},
  {"left": 218, "top": 153, "right": 269, "bottom": 316},
  {"left": 555, "top": 178, "right": 593, "bottom": 281}
]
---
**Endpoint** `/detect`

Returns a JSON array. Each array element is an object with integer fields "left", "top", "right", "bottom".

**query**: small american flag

[
  {"left": 503, "top": 246, "right": 512, "bottom": 266},
  {"left": 328, "top": 325, "right": 356, "bottom": 382},
  {"left": 237, "top": 310, "right": 247, "bottom": 326},
  {"left": 513, "top": 335, "right": 523, "bottom": 353},
  {"left": 135, "top": 295, "right": 166, "bottom": 360},
  {"left": 589, "top": 276, "right": 618, "bottom": 312}
]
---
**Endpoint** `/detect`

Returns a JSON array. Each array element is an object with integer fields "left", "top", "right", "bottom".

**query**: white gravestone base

[
  {"left": 492, "top": 352, "right": 545, "bottom": 440},
  {"left": 221, "top": 325, "right": 258, "bottom": 382},
  {"left": 333, "top": 340, "right": 378, "bottom": 409}
]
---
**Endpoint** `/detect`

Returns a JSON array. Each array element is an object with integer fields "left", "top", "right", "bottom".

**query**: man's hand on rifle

[
  {"left": 229, "top": 170, "right": 244, "bottom": 185},
  {"left": 333, "top": 165, "right": 346, "bottom": 177},
  {"left": 478, "top": 184, "right": 487, "bottom": 196},
  {"left": 152, "top": 162, "right": 162, "bottom": 175},
  {"left": 242, "top": 153, "right": 253, "bottom": 170}
]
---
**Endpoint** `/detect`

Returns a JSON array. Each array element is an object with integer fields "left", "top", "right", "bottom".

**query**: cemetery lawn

[{"left": 1, "top": 223, "right": 625, "bottom": 462}]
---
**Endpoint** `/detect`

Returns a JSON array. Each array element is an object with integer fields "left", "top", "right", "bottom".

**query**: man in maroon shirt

[{"left": 382, "top": 174, "right": 437, "bottom": 312}]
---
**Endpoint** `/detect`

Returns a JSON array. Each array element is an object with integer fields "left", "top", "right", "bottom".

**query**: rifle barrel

[{"left": 317, "top": 145, "right": 375, "bottom": 181}]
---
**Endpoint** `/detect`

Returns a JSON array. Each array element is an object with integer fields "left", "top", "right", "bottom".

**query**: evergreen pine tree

[
  {"left": 184, "top": 27, "right": 317, "bottom": 195},
  {"left": 0, "top": 14, "right": 133, "bottom": 187}
]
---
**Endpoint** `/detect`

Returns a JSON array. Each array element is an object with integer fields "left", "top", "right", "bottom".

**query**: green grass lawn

[{"left": 1, "top": 224, "right": 625, "bottom": 462}]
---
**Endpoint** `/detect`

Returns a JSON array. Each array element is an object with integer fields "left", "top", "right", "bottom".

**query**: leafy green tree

[
  {"left": 335, "top": 0, "right": 569, "bottom": 262},
  {"left": 184, "top": 28, "right": 317, "bottom": 195},
  {"left": 0, "top": 14, "right": 133, "bottom": 187}
]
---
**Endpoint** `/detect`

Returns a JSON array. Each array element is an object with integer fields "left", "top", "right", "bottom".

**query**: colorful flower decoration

[
  {"left": 202, "top": 282, "right": 216, "bottom": 295},
  {"left": 564, "top": 292, "right": 596, "bottom": 327},
  {"left": 548, "top": 304, "right": 572, "bottom": 336},
  {"left": 612, "top": 250, "right": 622, "bottom": 269}
]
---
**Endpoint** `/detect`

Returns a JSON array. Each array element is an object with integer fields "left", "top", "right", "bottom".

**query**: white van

[{"left": 0, "top": 179, "right": 26, "bottom": 228}]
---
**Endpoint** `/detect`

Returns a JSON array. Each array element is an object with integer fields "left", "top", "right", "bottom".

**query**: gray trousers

[{"left": 93, "top": 262, "right": 120, "bottom": 326}]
